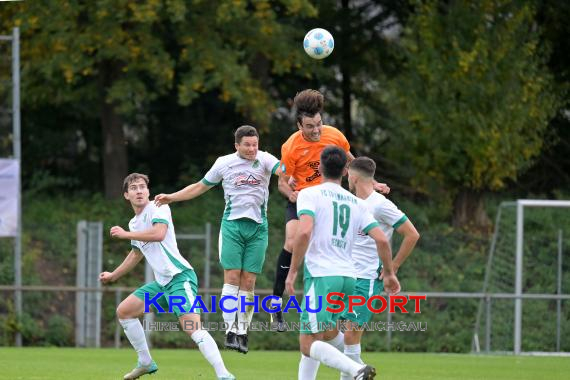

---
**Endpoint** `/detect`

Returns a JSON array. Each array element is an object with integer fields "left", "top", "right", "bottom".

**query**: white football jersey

[
  {"left": 129, "top": 202, "right": 193, "bottom": 286},
  {"left": 352, "top": 191, "right": 407, "bottom": 279},
  {"left": 202, "top": 151, "right": 280, "bottom": 223},
  {"left": 296, "top": 182, "right": 380, "bottom": 278}
]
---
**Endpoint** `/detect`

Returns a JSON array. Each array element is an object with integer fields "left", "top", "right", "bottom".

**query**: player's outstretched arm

[
  {"left": 110, "top": 223, "right": 167, "bottom": 243},
  {"left": 392, "top": 220, "right": 420, "bottom": 272},
  {"left": 285, "top": 214, "right": 313, "bottom": 295},
  {"left": 99, "top": 249, "right": 144, "bottom": 284},
  {"left": 155, "top": 181, "right": 212, "bottom": 206}
]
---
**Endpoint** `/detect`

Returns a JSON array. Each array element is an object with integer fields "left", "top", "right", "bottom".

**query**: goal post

[
  {"left": 474, "top": 199, "right": 570, "bottom": 355},
  {"left": 514, "top": 200, "right": 570, "bottom": 354}
]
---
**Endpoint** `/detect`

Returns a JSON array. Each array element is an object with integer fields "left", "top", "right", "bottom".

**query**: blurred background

[{"left": 0, "top": 0, "right": 568, "bottom": 354}]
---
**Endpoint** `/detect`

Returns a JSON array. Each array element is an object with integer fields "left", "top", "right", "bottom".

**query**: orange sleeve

[
  {"left": 280, "top": 139, "right": 296, "bottom": 177},
  {"left": 331, "top": 126, "right": 350, "bottom": 152}
]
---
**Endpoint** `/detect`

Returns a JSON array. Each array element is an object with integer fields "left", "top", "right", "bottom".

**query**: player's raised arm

[
  {"left": 154, "top": 181, "right": 212, "bottom": 206},
  {"left": 110, "top": 223, "right": 167, "bottom": 243},
  {"left": 99, "top": 249, "right": 144, "bottom": 284}
]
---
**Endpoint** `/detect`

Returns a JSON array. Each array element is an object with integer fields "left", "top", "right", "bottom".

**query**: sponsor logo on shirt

[
  {"left": 306, "top": 160, "right": 321, "bottom": 183},
  {"left": 234, "top": 174, "right": 261, "bottom": 187}
]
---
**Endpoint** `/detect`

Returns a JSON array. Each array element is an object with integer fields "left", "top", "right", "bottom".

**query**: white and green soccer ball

[{"left": 303, "top": 28, "right": 334, "bottom": 60}]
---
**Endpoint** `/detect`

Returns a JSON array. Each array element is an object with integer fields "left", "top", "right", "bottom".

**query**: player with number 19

[{"left": 285, "top": 146, "right": 401, "bottom": 380}]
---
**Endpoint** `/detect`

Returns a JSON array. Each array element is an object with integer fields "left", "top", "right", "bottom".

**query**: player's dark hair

[
  {"left": 349, "top": 157, "right": 376, "bottom": 178},
  {"left": 123, "top": 173, "right": 149, "bottom": 193},
  {"left": 320, "top": 145, "right": 347, "bottom": 180},
  {"left": 235, "top": 125, "right": 259, "bottom": 144},
  {"left": 294, "top": 89, "right": 324, "bottom": 124}
]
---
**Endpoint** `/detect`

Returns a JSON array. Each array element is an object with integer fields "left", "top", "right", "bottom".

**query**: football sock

[
  {"left": 221, "top": 283, "right": 239, "bottom": 333},
  {"left": 119, "top": 318, "right": 152, "bottom": 366},
  {"left": 191, "top": 329, "right": 231, "bottom": 377}
]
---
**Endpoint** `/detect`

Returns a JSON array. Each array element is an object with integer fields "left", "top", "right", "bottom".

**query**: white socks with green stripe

[
  {"left": 341, "top": 344, "right": 363, "bottom": 380},
  {"left": 221, "top": 283, "right": 239, "bottom": 333},
  {"left": 309, "top": 341, "right": 364, "bottom": 378},
  {"left": 191, "top": 329, "right": 231, "bottom": 378},
  {"left": 119, "top": 318, "right": 152, "bottom": 366},
  {"left": 237, "top": 290, "right": 255, "bottom": 335}
]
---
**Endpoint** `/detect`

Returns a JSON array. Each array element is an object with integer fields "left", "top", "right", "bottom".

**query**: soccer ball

[{"left": 303, "top": 28, "right": 334, "bottom": 60}]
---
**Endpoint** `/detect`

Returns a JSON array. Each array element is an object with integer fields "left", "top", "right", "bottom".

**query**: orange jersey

[{"left": 280, "top": 125, "right": 350, "bottom": 191}]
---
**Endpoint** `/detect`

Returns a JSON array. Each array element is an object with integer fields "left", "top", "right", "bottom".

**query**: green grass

[{"left": 0, "top": 348, "right": 568, "bottom": 380}]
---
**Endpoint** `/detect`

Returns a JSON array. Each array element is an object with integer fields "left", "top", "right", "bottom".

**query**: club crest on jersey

[
  {"left": 234, "top": 174, "right": 261, "bottom": 187},
  {"left": 252, "top": 159, "right": 260, "bottom": 168}
]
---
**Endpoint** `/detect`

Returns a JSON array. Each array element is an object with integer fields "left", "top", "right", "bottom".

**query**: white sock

[
  {"left": 341, "top": 344, "right": 363, "bottom": 380},
  {"left": 309, "top": 341, "right": 363, "bottom": 377},
  {"left": 237, "top": 290, "right": 255, "bottom": 335},
  {"left": 271, "top": 297, "right": 282, "bottom": 309},
  {"left": 299, "top": 354, "right": 320, "bottom": 380},
  {"left": 221, "top": 283, "right": 239, "bottom": 334},
  {"left": 191, "top": 329, "right": 231, "bottom": 377},
  {"left": 326, "top": 331, "right": 345, "bottom": 352},
  {"left": 119, "top": 318, "right": 152, "bottom": 366}
]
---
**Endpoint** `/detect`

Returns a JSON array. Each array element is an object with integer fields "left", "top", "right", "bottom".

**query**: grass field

[{"left": 0, "top": 348, "right": 568, "bottom": 380}]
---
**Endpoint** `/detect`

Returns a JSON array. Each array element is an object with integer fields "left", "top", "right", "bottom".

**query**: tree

[
  {"left": 385, "top": 0, "right": 560, "bottom": 228},
  {"left": 1, "top": 0, "right": 316, "bottom": 197}
]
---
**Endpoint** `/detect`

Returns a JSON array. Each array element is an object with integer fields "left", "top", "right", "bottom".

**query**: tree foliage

[
  {"left": 0, "top": 0, "right": 317, "bottom": 196},
  {"left": 386, "top": 0, "right": 560, "bottom": 194}
]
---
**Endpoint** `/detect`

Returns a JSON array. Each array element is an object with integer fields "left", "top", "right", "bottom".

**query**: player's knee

[
  {"left": 300, "top": 341, "right": 312, "bottom": 357},
  {"left": 240, "top": 274, "right": 256, "bottom": 291},
  {"left": 284, "top": 233, "right": 296, "bottom": 251},
  {"left": 224, "top": 270, "right": 241, "bottom": 286},
  {"left": 116, "top": 304, "right": 128, "bottom": 319}
]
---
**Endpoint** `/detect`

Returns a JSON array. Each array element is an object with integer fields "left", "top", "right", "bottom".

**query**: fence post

[
  {"left": 115, "top": 288, "right": 123, "bottom": 348},
  {"left": 485, "top": 296, "right": 491, "bottom": 353}
]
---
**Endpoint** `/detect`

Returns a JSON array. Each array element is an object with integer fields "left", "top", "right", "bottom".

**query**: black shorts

[{"left": 285, "top": 201, "right": 298, "bottom": 224}]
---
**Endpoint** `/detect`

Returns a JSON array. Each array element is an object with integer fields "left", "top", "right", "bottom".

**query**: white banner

[{"left": 0, "top": 159, "right": 19, "bottom": 237}]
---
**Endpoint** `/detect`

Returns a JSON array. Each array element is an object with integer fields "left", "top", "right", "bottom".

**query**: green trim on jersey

[
  {"left": 271, "top": 162, "right": 280, "bottom": 175},
  {"left": 393, "top": 215, "right": 408, "bottom": 229},
  {"left": 303, "top": 262, "right": 313, "bottom": 279},
  {"left": 261, "top": 202, "right": 268, "bottom": 221},
  {"left": 223, "top": 197, "right": 232, "bottom": 220},
  {"left": 151, "top": 218, "right": 169, "bottom": 225},
  {"left": 160, "top": 243, "right": 190, "bottom": 272},
  {"left": 363, "top": 221, "right": 381, "bottom": 235},
  {"left": 298, "top": 209, "right": 315, "bottom": 218},
  {"left": 201, "top": 178, "right": 220, "bottom": 187}
]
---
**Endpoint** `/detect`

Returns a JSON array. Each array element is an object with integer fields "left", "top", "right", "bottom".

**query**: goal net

[{"left": 473, "top": 200, "right": 570, "bottom": 354}]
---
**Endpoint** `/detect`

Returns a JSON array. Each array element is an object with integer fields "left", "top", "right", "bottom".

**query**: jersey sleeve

[
  {"left": 130, "top": 240, "right": 141, "bottom": 251},
  {"left": 359, "top": 202, "right": 381, "bottom": 235},
  {"left": 296, "top": 189, "right": 316, "bottom": 218},
  {"left": 376, "top": 198, "right": 407, "bottom": 229},
  {"left": 280, "top": 140, "right": 296, "bottom": 178},
  {"left": 152, "top": 205, "right": 171, "bottom": 226},
  {"left": 263, "top": 151, "right": 280, "bottom": 175},
  {"left": 201, "top": 158, "right": 223, "bottom": 186},
  {"left": 331, "top": 127, "right": 351, "bottom": 153}
]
